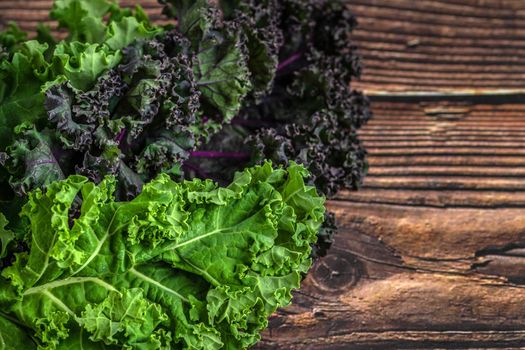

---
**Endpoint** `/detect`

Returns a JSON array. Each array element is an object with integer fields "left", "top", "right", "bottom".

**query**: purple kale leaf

[{"left": 190, "top": 0, "right": 372, "bottom": 258}]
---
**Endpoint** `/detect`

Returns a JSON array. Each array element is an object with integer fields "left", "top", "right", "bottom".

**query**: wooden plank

[
  {"left": 256, "top": 202, "right": 525, "bottom": 349},
  {"left": 258, "top": 97, "right": 525, "bottom": 347},
  {"left": 336, "top": 188, "right": 525, "bottom": 207},
  {"left": 366, "top": 165, "right": 525, "bottom": 177},
  {"left": 366, "top": 148, "right": 525, "bottom": 155},
  {"left": 350, "top": 0, "right": 524, "bottom": 18},
  {"left": 350, "top": 4, "right": 525, "bottom": 30},
  {"left": 368, "top": 155, "right": 525, "bottom": 166},
  {"left": 347, "top": 0, "right": 525, "bottom": 93},
  {"left": 362, "top": 135, "right": 525, "bottom": 142},
  {"left": 363, "top": 176, "right": 525, "bottom": 191}
]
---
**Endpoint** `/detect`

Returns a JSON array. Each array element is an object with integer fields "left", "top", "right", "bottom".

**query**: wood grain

[
  {"left": 349, "top": 0, "right": 525, "bottom": 94},
  {"left": 255, "top": 223, "right": 525, "bottom": 348},
  {"left": 255, "top": 100, "right": 525, "bottom": 349}
]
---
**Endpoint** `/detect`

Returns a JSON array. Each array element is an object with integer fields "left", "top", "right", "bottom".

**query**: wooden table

[
  {"left": 4, "top": 1, "right": 525, "bottom": 348},
  {"left": 256, "top": 1, "right": 525, "bottom": 347},
  {"left": 256, "top": 100, "right": 525, "bottom": 349}
]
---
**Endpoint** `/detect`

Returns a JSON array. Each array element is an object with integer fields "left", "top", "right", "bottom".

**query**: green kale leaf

[
  {"left": 0, "top": 0, "right": 160, "bottom": 149},
  {"left": 0, "top": 313, "right": 37, "bottom": 349},
  {"left": 0, "top": 162, "right": 324, "bottom": 349}
]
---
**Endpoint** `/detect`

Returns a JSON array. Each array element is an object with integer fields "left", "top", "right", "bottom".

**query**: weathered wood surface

[
  {"left": 255, "top": 101, "right": 525, "bottom": 349},
  {"left": 349, "top": 0, "right": 525, "bottom": 94},
  {"left": 3, "top": 1, "right": 525, "bottom": 349}
]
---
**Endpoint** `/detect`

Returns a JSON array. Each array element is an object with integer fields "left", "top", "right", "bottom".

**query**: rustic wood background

[{"left": 3, "top": 0, "right": 525, "bottom": 348}]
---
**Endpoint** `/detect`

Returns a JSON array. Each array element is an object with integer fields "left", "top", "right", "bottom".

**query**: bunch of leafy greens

[
  {"left": 2, "top": 0, "right": 253, "bottom": 200},
  {"left": 185, "top": 0, "right": 372, "bottom": 256},
  {"left": 1, "top": 0, "right": 369, "bottom": 260},
  {"left": 0, "top": 0, "right": 368, "bottom": 347},
  {"left": 0, "top": 162, "right": 325, "bottom": 349},
  {"left": 0, "top": 0, "right": 160, "bottom": 151}
]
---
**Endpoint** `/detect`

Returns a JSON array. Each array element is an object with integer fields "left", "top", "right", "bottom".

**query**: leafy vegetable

[
  {"left": 4, "top": 26, "right": 252, "bottom": 200},
  {"left": 192, "top": 0, "right": 371, "bottom": 197},
  {"left": 185, "top": 0, "right": 372, "bottom": 256},
  {"left": 0, "top": 0, "right": 370, "bottom": 347},
  {"left": 0, "top": 2, "right": 364, "bottom": 261},
  {"left": 0, "top": 313, "right": 37, "bottom": 350},
  {"left": 0, "top": 22, "right": 27, "bottom": 55},
  {"left": 0, "top": 162, "right": 324, "bottom": 349},
  {"left": 1, "top": 0, "right": 369, "bottom": 261},
  {"left": 0, "top": 0, "right": 159, "bottom": 149}
]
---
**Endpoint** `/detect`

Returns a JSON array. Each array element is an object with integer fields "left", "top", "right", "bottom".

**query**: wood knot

[
  {"left": 310, "top": 253, "right": 363, "bottom": 293},
  {"left": 312, "top": 308, "right": 327, "bottom": 319}
]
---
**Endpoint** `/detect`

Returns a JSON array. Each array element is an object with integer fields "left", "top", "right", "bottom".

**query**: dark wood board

[{"left": 254, "top": 101, "right": 525, "bottom": 348}]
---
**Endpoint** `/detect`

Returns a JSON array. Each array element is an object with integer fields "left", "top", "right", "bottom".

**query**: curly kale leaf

[
  {"left": 185, "top": 0, "right": 371, "bottom": 258},
  {"left": 0, "top": 162, "right": 324, "bottom": 349},
  {"left": 189, "top": 0, "right": 370, "bottom": 197},
  {"left": 3, "top": 124, "right": 65, "bottom": 197},
  {"left": 0, "top": 41, "right": 49, "bottom": 150},
  {"left": 194, "top": 29, "right": 252, "bottom": 123},
  {"left": 0, "top": 22, "right": 27, "bottom": 56},
  {"left": 51, "top": 0, "right": 161, "bottom": 47},
  {"left": 161, "top": 0, "right": 252, "bottom": 124},
  {"left": 0, "top": 313, "right": 37, "bottom": 349},
  {"left": 51, "top": 0, "right": 116, "bottom": 43},
  {"left": 221, "top": 0, "right": 283, "bottom": 100},
  {"left": 0, "top": 0, "right": 159, "bottom": 151}
]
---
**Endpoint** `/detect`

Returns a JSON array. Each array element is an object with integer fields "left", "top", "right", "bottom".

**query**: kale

[{"left": 1, "top": 0, "right": 370, "bottom": 263}]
